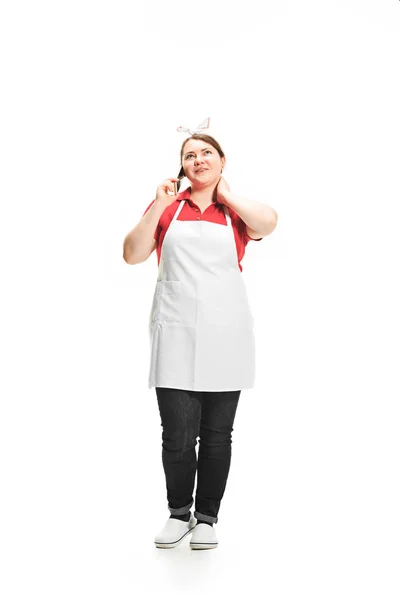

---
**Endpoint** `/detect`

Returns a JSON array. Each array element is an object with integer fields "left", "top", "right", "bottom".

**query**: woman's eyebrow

[{"left": 185, "top": 147, "right": 213, "bottom": 156}]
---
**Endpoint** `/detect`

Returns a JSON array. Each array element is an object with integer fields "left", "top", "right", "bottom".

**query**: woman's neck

[{"left": 189, "top": 183, "right": 216, "bottom": 204}]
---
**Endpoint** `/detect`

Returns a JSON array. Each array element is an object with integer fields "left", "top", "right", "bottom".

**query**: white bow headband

[{"left": 177, "top": 117, "right": 210, "bottom": 136}]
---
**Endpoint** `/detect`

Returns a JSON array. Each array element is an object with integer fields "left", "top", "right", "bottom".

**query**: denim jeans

[{"left": 156, "top": 387, "right": 241, "bottom": 525}]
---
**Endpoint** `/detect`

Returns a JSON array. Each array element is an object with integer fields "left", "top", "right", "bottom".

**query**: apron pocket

[{"left": 158, "top": 280, "right": 182, "bottom": 323}]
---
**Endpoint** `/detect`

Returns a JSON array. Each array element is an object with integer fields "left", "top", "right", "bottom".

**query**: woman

[{"left": 123, "top": 121, "right": 278, "bottom": 550}]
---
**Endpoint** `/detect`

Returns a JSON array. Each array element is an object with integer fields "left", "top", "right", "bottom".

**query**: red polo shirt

[{"left": 142, "top": 187, "right": 262, "bottom": 272}]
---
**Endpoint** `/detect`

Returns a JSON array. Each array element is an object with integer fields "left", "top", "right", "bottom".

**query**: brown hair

[{"left": 176, "top": 134, "right": 225, "bottom": 192}]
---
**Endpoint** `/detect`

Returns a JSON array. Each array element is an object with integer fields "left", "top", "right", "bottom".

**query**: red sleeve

[
  {"left": 242, "top": 223, "right": 263, "bottom": 245},
  {"left": 142, "top": 199, "right": 162, "bottom": 244},
  {"left": 230, "top": 208, "right": 263, "bottom": 246}
]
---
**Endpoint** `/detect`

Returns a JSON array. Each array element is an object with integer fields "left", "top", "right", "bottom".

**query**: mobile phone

[{"left": 173, "top": 181, "right": 177, "bottom": 195}]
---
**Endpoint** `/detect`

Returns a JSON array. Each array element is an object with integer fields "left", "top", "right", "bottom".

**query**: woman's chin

[{"left": 190, "top": 175, "right": 218, "bottom": 188}]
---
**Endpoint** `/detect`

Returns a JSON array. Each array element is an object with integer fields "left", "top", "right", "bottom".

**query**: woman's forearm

[
  {"left": 123, "top": 200, "right": 166, "bottom": 264},
  {"left": 223, "top": 192, "right": 278, "bottom": 235}
]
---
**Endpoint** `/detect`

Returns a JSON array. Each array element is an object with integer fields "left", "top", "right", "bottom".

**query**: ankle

[
  {"left": 170, "top": 511, "right": 191, "bottom": 522},
  {"left": 196, "top": 519, "right": 213, "bottom": 527}
]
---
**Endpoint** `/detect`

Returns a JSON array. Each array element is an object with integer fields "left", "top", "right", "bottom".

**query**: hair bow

[{"left": 177, "top": 117, "right": 210, "bottom": 135}]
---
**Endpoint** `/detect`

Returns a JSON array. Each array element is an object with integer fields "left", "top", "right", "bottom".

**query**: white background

[{"left": 1, "top": 1, "right": 399, "bottom": 598}]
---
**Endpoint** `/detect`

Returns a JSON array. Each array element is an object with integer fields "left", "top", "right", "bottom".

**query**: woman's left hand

[{"left": 215, "top": 176, "right": 231, "bottom": 205}]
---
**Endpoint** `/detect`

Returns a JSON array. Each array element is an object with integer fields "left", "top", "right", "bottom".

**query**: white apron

[{"left": 148, "top": 199, "right": 255, "bottom": 391}]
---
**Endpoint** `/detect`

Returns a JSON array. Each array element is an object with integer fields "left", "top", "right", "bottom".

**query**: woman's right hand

[{"left": 155, "top": 178, "right": 180, "bottom": 207}]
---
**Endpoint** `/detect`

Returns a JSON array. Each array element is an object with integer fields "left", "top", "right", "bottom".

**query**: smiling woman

[
  {"left": 123, "top": 118, "right": 278, "bottom": 550},
  {"left": 177, "top": 135, "right": 226, "bottom": 195}
]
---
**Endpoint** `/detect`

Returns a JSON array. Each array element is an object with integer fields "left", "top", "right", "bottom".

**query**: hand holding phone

[{"left": 155, "top": 178, "right": 180, "bottom": 207}]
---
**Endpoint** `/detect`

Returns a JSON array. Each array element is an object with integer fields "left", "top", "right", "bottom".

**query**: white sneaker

[
  {"left": 154, "top": 514, "right": 197, "bottom": 549},
  {"left": 190, "top": 523, "right": 218, "bottom": 550}
]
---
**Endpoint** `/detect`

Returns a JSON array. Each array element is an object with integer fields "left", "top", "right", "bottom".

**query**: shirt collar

[{"left": 177, "top": 187, "right": 192, "bottom": 201}]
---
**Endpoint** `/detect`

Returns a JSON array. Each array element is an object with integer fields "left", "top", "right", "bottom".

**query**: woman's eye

[{"left": 186, "top": 150, "right": 212, "bottom": 159}]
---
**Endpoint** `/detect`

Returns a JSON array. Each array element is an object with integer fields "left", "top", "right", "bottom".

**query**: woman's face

[{"left": 182, "top": 139, "right": 225, "bottom": 186}]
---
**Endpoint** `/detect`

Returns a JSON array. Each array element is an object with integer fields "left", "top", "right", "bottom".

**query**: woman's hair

[{"left": 177, "top": 134, "right": 225, "bottom": 192}]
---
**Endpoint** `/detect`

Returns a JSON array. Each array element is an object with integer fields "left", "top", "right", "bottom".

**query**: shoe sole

[
  {"left": 190, "top": 542, "right": 218, "bottom": 550},
  {"left": 154, "top": 524, "right": 196, "bottom": 549}
]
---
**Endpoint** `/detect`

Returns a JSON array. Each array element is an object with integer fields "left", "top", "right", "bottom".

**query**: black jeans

[{"left": 156, "top": 387, "right": 241, "bottom": 525}]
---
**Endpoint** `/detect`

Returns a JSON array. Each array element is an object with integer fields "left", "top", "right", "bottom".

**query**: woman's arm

[
  {"left": 123, "top": 200, "right": 166, "bottom": 264},
  {"left": 223, "top": 191, "right": 278, "bottom": 237},
  {"left": 216, "top": 178, "right": 278, "bottom": 238}
]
